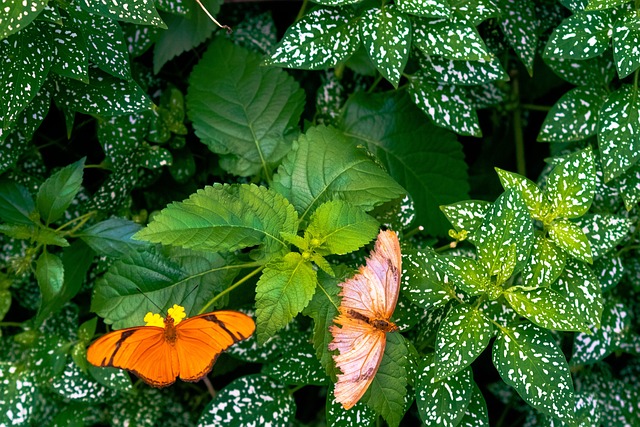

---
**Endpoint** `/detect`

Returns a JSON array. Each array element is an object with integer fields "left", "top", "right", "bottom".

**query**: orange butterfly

[
  {"left": 329, "top": 230, "right": 402, "bottom": 409},
  {"left": 87, "top": 304, "right": 255, "bottom": 387}
]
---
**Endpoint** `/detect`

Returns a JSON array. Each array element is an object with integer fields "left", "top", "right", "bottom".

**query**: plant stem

[
  {"left": 296, "top": 0, "right": 308, "bottom": 20},
  {"left": 367, "top": 74, "right": 384, "bottom": 93},
  {"left": 512, "top": 73, "right": 526, "bottom": 176},
  {"left": 198, "top": 265, "right": 264, "bottom": 314},
  {"left": 520, "top": 103, "right": 551, "bottom": 112},
  {"left": 57, "top": 211, "right": 95, "bottom": 233},
  {"left": 288, "top": 384, "right": 305, "bottom": 394},
  {"left": 0, "top": 322, "right": 25, "bottom": 328},
  {"left": 203, "top": 376, "right": 217, "bottom": 398}
]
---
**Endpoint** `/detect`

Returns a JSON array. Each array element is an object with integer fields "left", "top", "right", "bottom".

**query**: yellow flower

[
  {"left": 144, "top": 312, "right": 164, "bottom": 327},
  {"left": 168, "top": 304, "right": 187, "bottom": 325}
]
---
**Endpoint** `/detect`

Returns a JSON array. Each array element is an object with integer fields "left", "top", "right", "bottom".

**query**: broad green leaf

[
  {"left": 575, "top": 213, "right": 631, "bottom": 258},
  {"left": 135, "top": 183, "right": 298, "bottom": 257},
  {"left": 492, "top": 323, "right": 575, "bottom": 422},
  {"left": 262, "top": 343, "right": 329, "bottom": 385},
  {"left": 593, "top": 251, "right": 624, "bottom": 291},
  {"left": 51, "top": 360, "right": 113, "bottom": 403},
  {"left": 48, "top": 21, "right": 89, "bottom": 83},
  {"left": 88, "top": 366, "right": 132, "bottom": 393},
  {"left": 419, "top": 55, "right": 508, "bottom": 86},
  {"left": 409, "top": 76, "right": 481, "bottom": 136},
  {"left": 198, "top": 375, "right": 295, "bottom": 427},
  {"left": 265, "top": 7, "right": 359, "bottom": 69},
  {"left": 396, "top": 0, "right": 450, "bottom": 17},
  {"left": 255, "top": 252, "right": 317, "bottom": 343},
  {"left": 187, "top": 36, "right": 305, "bottom": 178},
  {"left": 36, "top": 158, "right": 85, "bottom": 225},
  {"left": 473, "top": 190, "right": 534, "bottom": 276},
  {"left": 538, "top": 86, "right": 608, "bottom": 143},
  {"left": 77, "top": 217, "right": 146, "bottom": 257},
  {"left": 582, "top": 374, "right": 640, "bottom": 427},
  {"left": 618, "top": 161, "right": 640, "bottom": 209},
  {"left": 545, "top": 50, "right": 616, "bottom": 87},
  {"left": 326, "top": 383, "right": 376, "bottom": 427},
  {"left": 122, "top": 23, "right": 160, "bottom": 59},
  {"left": 109, "top": 387, "right": 163, "bottom": 426},
  {"left": 504, "top": 286, "right": 587, "bottom": 331},
  {"left": 305, "top": 200, "right": 379, "bottom": 256},
  {"left": 440, "top": 256, "right": 490, "bottom": 296},
  {"left": 79, "top": 0, "right": 165, "bottom": 27},
  {"left": 360, "top": 6, "right": 411, "bottom": 88},
  {"left": 402, "top": 248, "right": 455, "bottom": 309},
  {"left": 545, "top": 147, "right": 596, "bottom": 218},
  {"left": 496, "top": 168, "right": 551, "bottom": 220},
  {"left": 521, "top": 235, "right": 566, "bottom": 289},
  {"left": 35, "top": 251, "right": 65, "bottom": 324},
  {"left": 613, "top": 11, "right": 640, "bottom": 78},
  {"left": 598, "top": 86, "right": 640, "bottom": 182},
  {"left": 0, "top": 0, "right": 47, "bottom": 40},
  {"left": 0, "top": 290, "right": 10, "bottom": 321},
  {"left": 449, "top": 0, "right": 500, "bottom": 24},
  {"left": 361, "top": 332, "right": 408, "bottom": 427},
  {"left": 341, "top": 91, "right": 468, "bottom": 235},
  {"left": 272, "top": 125, "right": 406, "bottom": 222},
  {"left": 548, "top": 218, "right": 592, "bottom": 263},
  {"left": 440, "top": 200, "right": 491, "bottom": 235},
  {"left": 435, "top": 304, "right": 493, "bottom": 379},
  {"left": 0, "top": 22, "right": 53, "bottom": 129},
  {"left": 554, "top": 257, "right": 604, "bottom": 332},
  {"left": 0, "top": 178, "right": 37, "bottom": 225},
  {"left": 499, "top": 0, "right": 538, "bottom": 73},
  {"left": 586, "top": 0, "right": 630, "bottom": 10},
  {"left": 457, "top": 382, "right": 489, "bottom": 427},
  {"left": 413, "top": 19, "right": 490, "bottom": 61},
  {"left": 416, "top": 354, "right": 473, "bottom": 427},
  {"left": 571, "top": 301, "right": 629, "bottom": 365},
  {"left": 544, "top": 11, "right": 612, "bottom": 60},
  {"left": 0, "top": 362, "right": 37, "bottom": 425}
]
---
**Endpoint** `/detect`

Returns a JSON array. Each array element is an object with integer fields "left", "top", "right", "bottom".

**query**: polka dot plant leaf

[
  {"left": 413, "top": 18, "right": 491, "bottom": 61},
  {"left": 0, "top": 0, "right": 48, "bottom": 41},
  {"left": 499, "top": 0, "right": 538, "bottom": 74},
  {"left": 395, "top": 0, "right": 451, "bottom": 18},
  {"left": 418, "top": 54, "right": 509, "bottom": 86},
  {"left": 78, "top": 0, "right": 166, "bottom": 28},
  {"left": 544, "top": 10, "right": 613, "bottom": 61},
  {"left": 261, "top": 342, "right": 330, "bottom": 386},
  {"left": 326, "top": 383, "right": 376, "bottom": 427}
]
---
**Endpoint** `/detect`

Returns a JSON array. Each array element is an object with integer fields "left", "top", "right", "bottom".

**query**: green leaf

[
  {"left": 504, "top": 286, "right": 587, "bottom": 331},
  {"left": 419, "top": 55, "right": 508, "bottom": 86},
  {"left": 598, "top": 85, "right": 640, "bottom": 182},
  {"left": 360, "top": 6, "right": 411, "bottom": 88},
  {"left": 586, "top": 0, "right": 630, "bottom": 10},
  {"left": 187, "top": 36, "right": 305, "bottom": 178},
  {"left": 109, "top": 387, "right": 163, "bottom": 426},
  {"left": 457, "top": 382, "right": 489, "bottom": 427},
  {"left": 35, "top": 251, "right": 65, "bottom": 324},
  {"left": 262, "top": 342, "right": 329, "bottom": 385},
  {"left": 77, "top": 217, "right": 146, "bottom": 257},
  {"left": 396, "top": 0, "right": 450, "bottom": 17},
  {"left": 544, "top": 11, "right": 612, "bottom": 60},
  {"left": 36, "top": 158, "right": 85, "bottom": 225},
  {"left": 79, "top": 0, "right": 165, "bottom": 27},
  {"left": 273, "top": 125, "right": 406, "bottom": 222},
  {"left": 440, "top": 200, "right": 491, "bottom": 235},
  {"left": 361, "top": 332, "right": 409, "bottom": 427},
  {"left": 198, "top": 374, "right": 296, "bottom": 426},
  {"left": 440, "top": 255, "right": 490, "bottom": 296},
  {"left": 499, "top": 0, "right": 538, "bottom": 73},
  {"left": 51, "top": 360, "right": 113, "bottom": 403},
  {"left": 416, "top": 354, "right": 473, "bottom": 427},
  {"left": 88, "top": 365, "right": 132, "bottom": 393},
  {"left": 0, "top": 0, "right": 47, "bottom": 40},
  {"left": 618, "top": 161, "right": 640, "bottom": 209},
  {"left": 135, "top": 183, "right": 298, "bottom": 258},
  {"left": 575, "top": 213, "right": 631, "bottom": 258},
  {"left": 326, "top": 383, "right": 376, "bottom": 427},
  {"left": 0, "top": 178, "right": 37, "bottom": 225},
  {"left": 495, "top": 168, "right": 551, "bottom": 221},
  {"left": 0, "top": 362, "right": 37, "bottom": 425},
  {"left": 545, "top": 147, "right": 596, "bottom": 218},
  {"left": 492, "top": 323, "right": 575, "bottom": 422},
  {"left": 0, "top": 290, "right": 10, "bottom": 321},
  {"left": 613, "top": 11, "right": 640, "bottom": 78},
  {"left": 554, "top": 258, "right": 603, "bottom": 328},
  {"left": 521, "top": 235, "right": 566, "bottom": 289},
  {"left": 538, "top": 86, "right": 608, "bottom": 143},
  {"left": 265, "top": 7, "right": 359, "bottom": 69},
  {"left": 449, "top": 0, "right": 500, "bottom": 24},
  {"left": 413, "top": 19, "right": 490, "bottom": 61},
  {"left": 255, "top": 252, "right": 317, "bottom": 343},
  {"left": 548, "top": 218, "right": 592, "bottom": 263},
  {"left": 582, "top": 374, "right": 640, "bottom": 427},
  {"left": 435, "top": 304, "right": 493, "bottom": 379},
  {"left": 402, "top": 248, "right": 455, "bottom": 309},
  {"left": 593, "top": 251, "right": 624, "bottom": 291},
  {"left": 48, "top": 22, "right": 89, "bottom": 83},
  {"left": 545, "top": 51, "right": 616, "bottom": 87},
  {"left": 341, "top": 91, "right": 469, "bottom": 235},
  {"left": 305, "top": 200, "right": 379, "bottom": 256},
  {"left": 408, "top": 76, "right": 481, "bottom": 136},
  {"left": 571, "top": 301, "right": 629, "bottom": 365}
]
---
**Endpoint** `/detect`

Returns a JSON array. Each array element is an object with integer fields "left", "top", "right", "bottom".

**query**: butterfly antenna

[
  {"left": 136, "top": 287, "right": 165, "bottom": 313},
  {"left": 194, "top": 0, "right": 232, "bottom": 34}
]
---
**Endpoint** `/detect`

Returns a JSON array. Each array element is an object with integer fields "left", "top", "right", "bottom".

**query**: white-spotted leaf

[
  {"left": 548, "top": 218, "right": 592, "bottom": 263},
  {"left": 521, "top": 235, "right": 566, "bottom": 289},
  {"left": 496, "top": 168, "right": 551, "bottom": 221},
  {"left": 571, "top": 301, "right": 629, "bottom": 365},
  {"left": 544, "top": 10, "right": 613, "bottom": 60},
  {"left": 0, "top": 0, "right": 47, "bottom": 40},
  {"left": 612, "top": 11, "right": 640, "bottom": 78},
  {"left": 545, "top": 147, "right": 596, "bottom": 218},
  {"left": 504, "top": 286, "right": 587, "bottom": 331},
  {"left": 419, "top": 55, "right": 508, "bottom": 86},
  {"left": 552, "top": 259, "right": 603, "bottom": 331},
  {"left": 396, "top": 0, "right": 450, "bottom": 17},
  {"left": 499, "top": 0, "right": 538, "bottom": 73},
  {"left": 413, "top": 18, "right": 490, "bottom": 61},
  {"left": 576, "top": 213, "right": 631, "bottom": 258},
  {"left": 79, "top": 0, "right": 165, "bottom": 28}
]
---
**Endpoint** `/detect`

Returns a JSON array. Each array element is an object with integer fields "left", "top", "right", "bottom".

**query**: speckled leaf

[
  {"left": 266, "top": 7, "right": 359, "bottom": 69},
  {"left": 440, "top": 200, "right": 491, "bottom": 235},
  {"left": 0, "top": 1, "right": 47, "bottom": 40},
  {"left": 586, "top": 0, "right": 630, "bottom": 10},
  {"left": 449, "top": 0, "right": 500, "bottom": 24},
  {"left": 538, "top": 86, "right": 608, "bottom": 143},
  {"left": 583, "top": 374, "right": 640, "bottom": 427},
  {"left": 546, "top": 147, "right": 596, "bottom": 218},
  {"left": 413, "top": 19, "right": 490, "bottom": 61},
  {"left": 51, "top": 360, "right": 113, "bottom": 403},
  {"left": 262, "top": 343, "right": 329, "bottom": 385},
  {"left": 440, "top": 256, "right": 490, "bottom": 296},
  {"left": 409, "top": 76, "right": 481, "bottom": 136},
  {"left": 188, "top": 36, "right": 304, "bottom": 177},
  {"left": 416, "top": 355, "right": 473, "bottom": 427},
  {"left": 420, "top": 55, "right": 508, "bottom": 86},
  {"left": 122, "top": 23, "right": 160, "bottom": 58},
  {"left": 504, "top": 286, "right": 587, "bottom": 331},
  {"left": 435, "top": 304, "right": 493, "bottom": 379},
  {"left": 230, "top": 11, "right": 278, "bottom": 55},
  {"left": 575, "top": 213, "right": 631, "bottom": 258},
  {"left": 593, "top": 251, "right": 624, "bottom": 291},
  {"left": 156, "top": 0, "right": 189, "bottom": 14},
  {"left": 97, "top": 112, "right": 149, "bottom": 163},
  {"left": 618, "top": 161, "right": 640, "bottom": 209},
  {"left": 360, "top": 7, "right": 411, "bottom": 88},
  {"left": 473, "top": 189, "right": 534, "bottom": 277},
  {"left": 326, "top": 383, "right": 376, "bottom": 427},
  {"left": 396, "top": 0, "right": 450, "bottom": 17},
  {"left": 79, "top": 0, "right": 165, "bottom": 27},
  {"left": 598, "top": 85, "right": 640, "bottom": 181},
  {"left": 571, "top": 301, "right": 630, "bottom": 365},
  {"left": 544, "top": 11, "right": 612, "bottom": 60},
  {"left": 457, "top": 383, "right": 489, "bottom": 427},
  {"left": 0, "top": 362, "right": 37, "bottom": 426},
  {"left": 109, "top": 387, "right": 162, "bottom": 427},
  {"left": 548, "top": 218, "right": 592, "bottom": 263},
  {"left": 48, "top": 22, "right": 89, "bottom": 82},
  {"left": 492, "top": 323, "right": 575, "bottom": 422},
  {"left": 87, "top": 366, "right": 132, "bottom": 393},
  {"left": 499, "top": 0, "right": 538, "bottom": 73},
  {"left": 521, "top": 236, "right": 566, "bottom": 289},
  {"left": 467, "top": 82, "right": 509, "bottom": 109},
  {"left": 496, "top": 168, "right": 551, "bottom": 221},
  {"left": 198, "top": 375, "right": 295, "bottom": 427},
  {"left": 545, "top": 53, "right": 616, "bottom": 86},
  {"left": 613, "top": 11, "right": 640, "bottom": 78},
  {"left": 403, "top": 248, "right": 455, "bottom": 309},
  {"left": 311, "top": 0, "right": 363, "bottom": 5},
  {"left": 552, "top": 259, "right": 603, "bottom": 330},
  {"left": 227, "top": 317, "right": 301, "bottom": 363}
]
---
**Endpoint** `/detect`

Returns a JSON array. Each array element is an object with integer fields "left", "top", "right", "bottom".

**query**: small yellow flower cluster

[{"left": 143, "top": 304, "right": 187, "bottom": 327}]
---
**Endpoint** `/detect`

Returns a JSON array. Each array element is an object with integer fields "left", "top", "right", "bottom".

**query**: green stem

[
  {"left": 520, "top": 103, "right": 551, "bottom": 112},
  {"left": 198, "top": 265, "right": 264, "bottom": 314},
  {"left": 367, "top": 74, "right": 384, "bottom": 93},
  {"left": 288, "top": 384, "right": 305, "bottom": 394},
  {"left": 296, "top": 0, "right": 308, "bottom": 21},
  {"left": 512, "top": 75, "right": 526, "bottom": 176},
  {"left": 0, "top": 322, "right": 26, "bottom": 328},
  {"left": 56, "top": 211, "right": 95, "bottom": 233}
]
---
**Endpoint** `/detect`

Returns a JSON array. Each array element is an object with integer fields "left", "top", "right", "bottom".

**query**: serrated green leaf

[
  {"left": 402, "top": 248, "right": 455, "bottom": 309},
  {"left": 35, "top": 251, "right": 65, "bottom": 324},
  {"left": 0, "top": 178, "right": 37, "bottom": 225},
  {"left": 187, "top": 36, "right": 305, "bottom": 178},
  {"left": 262, "top": 342, "right": 329, "bottom": 385},
  {"left": 419, "top": 54, "right": 508, "bottom": 86},
  {"left": 305, "top": 200, "right": 379, "bottom": 256},
  {"left": 273, "top": 125, "right": 406, "bottom": 222},
  {"left": 548, "top": 218, "right": 592, "bottom": 263},
  {"left": 413, "top": 18, "right": 490, "bottom": 61},
  {"left": 409, "top": 76, "right": 482, "bottom": 136},
  {"left": 521, "top": 235, "right": 567, "bottom": 289},
  {"left": 613, "top": 11, "right": 640, "bottom": 78},
  {"left": 396, "top": 0, "right": 450, "bottom": 17},
  {"left": 599, "top": 85, "right": 640, "bottom": 181},
  {"left": 0, "top": 289, "right": 11, "bottom": 321},
  {"left": 198, "top": 375, "right": 296, "bottom": 427},
  {"left": 435, "top": 304, "right": 492, "bottom": 379},
  {"left": 496, "top": 168, "right": 551, "bottom": 221},
  {"left": 571, "top": 301, "right": 629, "bottom": 365},
  {"left": 255, "top": 252, "right": 317, "bottom": 343},
  {"left": 77, "top": 217, "right": 146, "bottom": 257},
  {"left": 36, "top": 158, "right": 85, "bottom": 225},
  {"left": 266, "top": 7, "right": 359, "bottom": 69},
  {"left": 0, "top": 0, "right": 47, "bottom": 40},
  {"left": 492, "top": 323, "right": 575, "bottom": 422},
  {"left": 341, "top": 91, "right": 469, "bottom": 235},
  {"left": 360, "top": 6, "right": 411, "bottom": 88},
  {"left": 504, "top": 286, "right": 587, "bottom": 331},
  {"left": 538, "top": 86, "right": 608, "bottom": 143},
  {"left": 575, "top": 213, "right": 631, "bottom": 258},
  {"left": 326, "top": 382, "right": 376, "bottom": 427},
  {"left": 544, "top": 11, "right": 612, "bottom": 60},
  {"left": 135, "top": 183, "right": 298, "bottom": 257},
  {"left": 416, "top": 354, "right": 473, "bottom": 427},
  {"left": 79, "top": 0, "right": 165, "bottom": 28},
  {"left": 440, "top": 200, "right": 491, "bottom": 235},
  {"left": 546, "top": 147, "right": 596, "bottom": 218}
]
